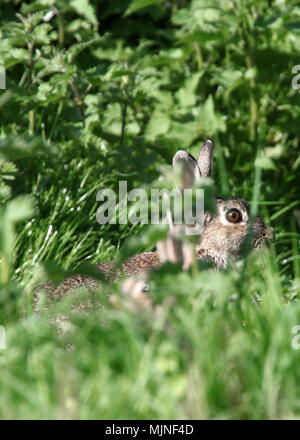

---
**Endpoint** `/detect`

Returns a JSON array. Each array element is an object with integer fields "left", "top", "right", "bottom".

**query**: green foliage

[{"left": 0, "top": 0, "right": 300, "bottom": 419}]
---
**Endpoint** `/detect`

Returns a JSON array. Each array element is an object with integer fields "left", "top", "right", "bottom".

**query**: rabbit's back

[{"left": 34, "top": 251, "right": 161, "bottom": 303}]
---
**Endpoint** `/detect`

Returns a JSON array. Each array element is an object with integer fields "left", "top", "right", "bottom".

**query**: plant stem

[
  {"left": 194, "top": 42, "right": 203, "bottom": 70},
  {"left": 120, "top": 103, "right": 127, "bottom": 148}
]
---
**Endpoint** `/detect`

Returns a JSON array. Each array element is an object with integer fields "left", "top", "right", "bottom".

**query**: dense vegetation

[{"left": 0, "top": 0, "right": 300, "bottom": 419}]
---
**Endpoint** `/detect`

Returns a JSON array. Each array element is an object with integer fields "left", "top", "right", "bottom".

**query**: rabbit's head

[
  {"left": 172, "top": 140, "right": 274, "bottom": 269},
  {"left": 196, "top": 197, "right": 274, "bottom": 268}
]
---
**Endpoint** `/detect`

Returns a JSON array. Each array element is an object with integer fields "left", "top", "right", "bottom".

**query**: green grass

[
  {"left": 1, "top": 249, "right": 300, "bottom": 419},
  {"left": 0, "top": 0, "right": 300, "bottom": 420}
]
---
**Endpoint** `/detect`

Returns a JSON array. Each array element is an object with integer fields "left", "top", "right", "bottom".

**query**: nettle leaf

[
  {"left": 35, "top": 82, "right": 53, "bottom": 102},
  {"left": 124, "top": 0, "right": 165, "bottom": 16},
  {"left": 198, "top": 7, "right": 220, "bottom": 23},
  {"left": 34, "top": 56, "right": 65, "bottom": 82},
  {"left": 84, "top": 94, "right": 101, "bottom": 115},
  {"left": 0, "top": 32, "right": 28, "bottom": 49},
  {"left": 175, "top": 72, "right": 203, "bottom": 108},
  {"left": 126, "top": 121, "right": 141, "bottom": 136},
  {"left": 84, "top": 113, "right": 100, "bottom": 132},
  {"left": 165, "top": 120, "right": 197, "bottom": 147},
  {"left": 4, "top": 196, "right": 35, "bottom": 224},
  {"left": 145, "top": 110, "right": 171, "bottom": 141},
  {"left": 70, "top": 0, "right": 98, "bottom": 26},
  {"left": 213, "top": 69, "right": 243, "bottom": 89},
  {"left": 2, "top": 48, "right": 29, "bottom": 69},
  {"left": 178, "top": 30, "right": 222, "bottom": 44},
  {"left": 173, "top": 3, "right": 221, "bottom": 33},
  {"left": 0, "top": 183, "right": 11, "bottom": 204},
  {"left": 135, "top": 74, "right": 172, "bottom": 107},
  {"left": 171, "top": 8, "right": 191, "bottom": 26},
  {"left": 0, "top": 136, "right": 57, "bottom": 160},
  {"left": 0, "top": 196, "right": 35, "bottom": 261},
  {"left": 0, "top": 161, "right": 17, "bottom": 181},
  {"left": 211, "top": 69, "right": 244, "bottom": 101},
  {"left": 20, "top": 1, "right": 54, "bottom": 14},
  {"left": 196, "top": 95, "right": 226, "bottom": 136},
  {"left": 102, "top": 103, "right": 123, "bottom": 136},
  {"left": 67, "top": 38, "right": 102, "bottom": 63},
  {"left": 32, "top": 23, "right": 53, "bottom": 45}
]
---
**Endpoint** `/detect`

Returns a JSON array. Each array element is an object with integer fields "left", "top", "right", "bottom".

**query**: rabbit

[{"left": 34, "top": 140, "right": 274, "bottom": 306}]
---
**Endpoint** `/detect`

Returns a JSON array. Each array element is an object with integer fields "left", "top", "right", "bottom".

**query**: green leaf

[
  {"left": 145, "top": 110, "right": 171, "bottom": 141},
  {"left": 196, "top": 95, "right": 226, "bottom": 136},
  {"left": 124, "top": 0, "right": 165, "bottom": 16},
  {"left": 32, "top": 23, "right": 52, "bottom": 45},
  {"left": 5, "top": 196, "right": 35, "bottom": 224},
  {"left": 0, "top": 161, "right": 17, "bottom": 181},
  {"left": 0, "top": 196, "right": 35, "bottom": 262},
  {"left": 175, "top": 72, "right": 203, "bottom": 108},
  {"left": 166, "top": 121, "right": 197, "bottom": 147},
  {"left": 70, "top": 0, "right": 98, "bottom": 25},
  {"left": 255, "top": 157, "right": 276, "bottom": 170},
  {"left": 0, "top": 136, "right": 56, "bottom": 160}
]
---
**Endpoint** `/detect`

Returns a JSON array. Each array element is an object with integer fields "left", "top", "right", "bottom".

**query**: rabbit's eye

[{"left": 226, "top": 209, "right": 242, "bottom": 223}]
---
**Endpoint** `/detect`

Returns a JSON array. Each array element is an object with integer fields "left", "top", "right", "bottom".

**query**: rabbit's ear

[
  {"left": 172, "top": 150, "right": 201, "bottom": 189},
  {"left": 197, "top": 139, "right": 213, "bottom": 177}
]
